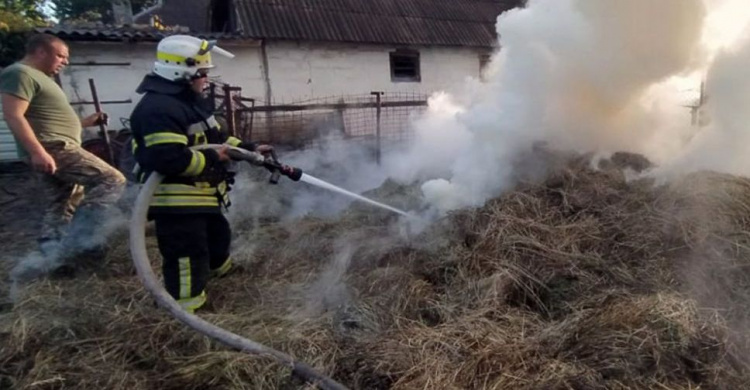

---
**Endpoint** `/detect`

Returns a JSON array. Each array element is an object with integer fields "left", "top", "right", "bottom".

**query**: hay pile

[{"left": 2, "top": 151, "right": 750, "bottom": 389}]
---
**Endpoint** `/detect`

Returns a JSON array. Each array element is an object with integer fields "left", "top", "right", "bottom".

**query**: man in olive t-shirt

[
  {"left": 1, "top": 63, "right": 82, "bottom": 150},
  {"left": 0, "top": 34, "right": 126, "bottom": 273}
]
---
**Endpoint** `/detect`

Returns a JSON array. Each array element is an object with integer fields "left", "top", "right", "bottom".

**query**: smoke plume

[
  {"left": 388, "top": 0, "right": 716, "bottom": 213},
  {"left": 231, "top": 0, "right": 750, "bottom": 220}
]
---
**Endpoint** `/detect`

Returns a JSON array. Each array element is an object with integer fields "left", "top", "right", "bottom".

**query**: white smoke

[
  {"left": 654, "top": 0, "right": 750, "bottom": 177},
  {"left": 228, "top": 135, "right": 393, "bottom": 225},
  {"left": 300, "top": 243, "right": 353, "bottom": 317},
  {"left": 394, "top": 0, "right": 750, "bottom": 212},
  {"left": 391, "top": 0, "right": 715, "bottom": 213},
  {"left": 283, "top": 136, "right": 390, "bottom": 218},
  {"left": 234, "top": 0, "right": 750, "bottom": 218},
  {"left": 9, "top": 206, "right": 129, "bottom": 298}
]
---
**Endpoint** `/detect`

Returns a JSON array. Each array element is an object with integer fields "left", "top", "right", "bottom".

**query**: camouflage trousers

[{"left": 35, "top": 140, "right": 126, "bottom": 245}]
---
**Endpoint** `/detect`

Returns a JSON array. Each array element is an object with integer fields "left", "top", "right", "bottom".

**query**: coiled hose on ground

[{"left": 129, "top": 144, "right": 347, "bottom": 390}]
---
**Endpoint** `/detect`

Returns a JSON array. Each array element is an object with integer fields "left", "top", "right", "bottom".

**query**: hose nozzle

[
  {"left": 264, "top": 157, "right": 302, "bottom": 183},
  {"left": 227, "top": 146, "right": 302, "bottom": 183}
]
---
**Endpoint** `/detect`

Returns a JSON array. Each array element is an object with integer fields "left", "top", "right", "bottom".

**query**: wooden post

[
  {"left": 222, "top": 83, "right": 236, "bottom": 137},
  {"left": 371, "top": 91, "right": 384, "bottom": 165},
  {"left": 209, "top": 82, "right": 217, "bottom": 112},
  {"left": 247, "top": 98, "right": 256, "bottom": 141},
  {"left": 88, "top": 78, "right": 114, "bottom": 164}
]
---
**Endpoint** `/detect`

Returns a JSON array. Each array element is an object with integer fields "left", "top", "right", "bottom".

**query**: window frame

[{"left": 389, "top": 49, "right": 421, "bottom": 83}]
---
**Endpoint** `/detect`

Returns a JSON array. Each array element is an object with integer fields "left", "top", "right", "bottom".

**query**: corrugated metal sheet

[
  {"left": 235, "top": 0, "right": 521, "bottom": 47},
  {"left": 125, "top": 0, "right": 522, "bottom": 47},
  {"left": 36, "top": 26, "right": 171, "bottom": 41},
  {"left": 35, "top": 26, "right": 249, "bottom": 42},
  {"left": 41, "top": 0, "right": 522, "bottom": 46},
  {"left": 0, "top": 101, "right": 20, "bottom": 162}
]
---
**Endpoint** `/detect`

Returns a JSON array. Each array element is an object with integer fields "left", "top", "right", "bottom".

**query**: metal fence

[{"left": 210, "top": 83, "right": 428, "bottom": 162}]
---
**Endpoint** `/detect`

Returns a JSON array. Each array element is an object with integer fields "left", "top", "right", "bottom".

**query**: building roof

[
  {"left": 136, "top": 0, "right": 524, "bottom": 48},
  {"left": 35, "top": 25, "right": 250, "bottom": 43}
]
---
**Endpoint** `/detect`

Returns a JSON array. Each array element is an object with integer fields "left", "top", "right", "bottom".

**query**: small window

[
  {"left": 390, "top": 50, "right": 421, "bottom": 82},
  {"left": 479, "top": 53, "right": 492, "bottom": 82}
]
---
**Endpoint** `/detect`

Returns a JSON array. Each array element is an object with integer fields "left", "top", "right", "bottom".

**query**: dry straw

[{"left": 2, "top": 150, "right": 750, "bottom": 389}]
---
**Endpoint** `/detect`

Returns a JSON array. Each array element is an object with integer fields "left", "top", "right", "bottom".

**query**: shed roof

[
  {"left": 134, "top": 0, "right": 523, "bottom": 47},
  {"left": 35, "top": 25, "right": 248, "bottom": 42}
]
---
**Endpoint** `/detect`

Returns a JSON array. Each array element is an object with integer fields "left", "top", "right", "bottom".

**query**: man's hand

[
  {"left": 30, "top": 149, "right": 57, "bottom": 174},
  {"left": 81, "top": 112, "right": 108, "bottom": 128},
  {"left": 215, "top": 145, "right": 231, "bottom": 162},
  {"left": 255, "top": 144, "right": 274, "bottom": 154}
]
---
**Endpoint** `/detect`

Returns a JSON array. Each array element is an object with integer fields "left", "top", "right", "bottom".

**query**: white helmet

[{"left": 153, "top": 35, "right": 235, "bottom": 81}]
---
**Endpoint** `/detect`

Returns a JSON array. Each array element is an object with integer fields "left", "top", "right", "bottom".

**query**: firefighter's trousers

[{"left": 154, "top": 213, "right": 232, "bottom": 312}]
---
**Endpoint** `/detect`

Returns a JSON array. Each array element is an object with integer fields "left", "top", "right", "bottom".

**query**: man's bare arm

[{"left": 1, "top": 93, "right": 56, "bottom": 174}]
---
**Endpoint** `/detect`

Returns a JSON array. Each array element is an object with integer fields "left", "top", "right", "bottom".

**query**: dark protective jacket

[{"left": 129, "top": 75, "right": 253, "bottom": 214}]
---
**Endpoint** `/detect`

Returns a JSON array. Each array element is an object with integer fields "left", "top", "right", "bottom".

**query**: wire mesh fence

[{"left": 210, "top": 84, "right": 429, "bottom": 158}]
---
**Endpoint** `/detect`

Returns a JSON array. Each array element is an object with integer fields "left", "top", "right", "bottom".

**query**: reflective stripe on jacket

[{"left": 129, "top": 75, "right": 240, "bottom": 214}]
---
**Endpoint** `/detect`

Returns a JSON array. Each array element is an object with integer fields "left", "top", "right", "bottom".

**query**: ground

[
  {"left": 1, "top": 152, "right": 750, "bottom": 389},
  {"left": 0, "top": 163, "right": 43, "bottom": 306}
]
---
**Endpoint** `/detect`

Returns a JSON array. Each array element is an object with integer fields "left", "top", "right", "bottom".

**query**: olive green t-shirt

[{"left": 0, "top": 63, "right": 81, "bottom": 156}]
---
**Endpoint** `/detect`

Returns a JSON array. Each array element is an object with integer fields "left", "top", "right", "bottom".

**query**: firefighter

[{"left": 129, "top": 35, "right": 272, "bottom": 313}]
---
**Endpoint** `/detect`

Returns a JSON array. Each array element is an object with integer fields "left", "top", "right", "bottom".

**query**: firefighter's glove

[
  {"left": 254, "top": 144, "right": 274, "bottom": 155},
  {"left": 197, "top": 164, "right": 232, "bottom": 186},
  {"left": 239, "top": 141, "right": 257, "bottom": 152},
  {"left": 197, "top": 149, "right": 234, "bottom": 186}
]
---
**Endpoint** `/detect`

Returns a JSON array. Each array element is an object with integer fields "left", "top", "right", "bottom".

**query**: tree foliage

[
  {"left": 0, "top": 0, "right": 47, "bottom": 29},
  {"left": 0, "top": 0, "right": 48, "bottom": 67}
]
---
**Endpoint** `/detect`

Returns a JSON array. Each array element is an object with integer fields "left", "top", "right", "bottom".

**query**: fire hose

[{"left": 129, "top": 144, "right": 347, "bottom": 390}]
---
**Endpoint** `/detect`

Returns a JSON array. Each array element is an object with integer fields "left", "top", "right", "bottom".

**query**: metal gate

[{"left": 209, "top": 83, "right": 428, "bottom": 162}]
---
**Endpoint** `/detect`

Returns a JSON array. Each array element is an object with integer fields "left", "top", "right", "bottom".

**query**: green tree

[
  {"left": 1, "top": 0, "right": 47, "bottom": 29},
  {"left": 48, "top": 0, "right": 157, "bottom": 24},
  {"left": 0, "top": 0, "right": 49, "bottom": 67}
]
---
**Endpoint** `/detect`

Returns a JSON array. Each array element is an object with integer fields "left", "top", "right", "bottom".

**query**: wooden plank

[{"left": 234, "top": 100, "right": 427, "bottom": 113}]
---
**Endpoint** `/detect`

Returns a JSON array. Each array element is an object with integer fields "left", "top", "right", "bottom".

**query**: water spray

[
  {"left": 229, "top": 147, "right": 411, "bottom": 218},
  {"left": 299, "top": 174, "right": 410, "bottom": 217}
]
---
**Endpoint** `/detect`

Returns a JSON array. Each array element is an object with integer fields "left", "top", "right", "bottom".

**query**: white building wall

[
  {"left": 57, "top": 40, "right": 484, "bottom": 131},
  {"left": 60, "top": 42, "right": 261, "bottom": 130},
  {"left": 213, "top": 43, "right": 266, "bottom": 100},
  {"left": 61, "top": 42, "right": 156, "bottom": 131},
  {"left": 260, "top": 41, "right": 484, "bottom": 103}
]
